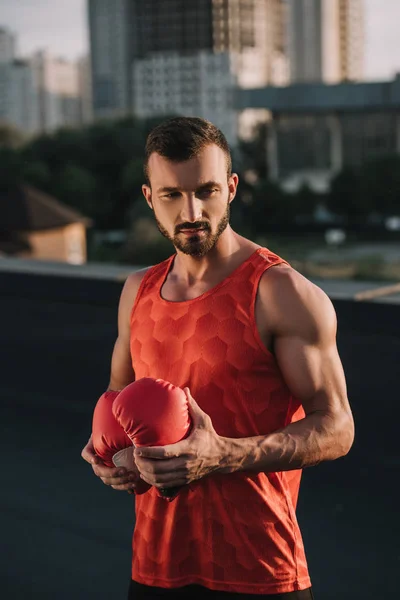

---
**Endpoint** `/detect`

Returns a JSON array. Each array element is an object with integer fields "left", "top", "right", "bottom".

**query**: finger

[
  {"left": 81, "top": 445, "right": 98, "bottom": 464},
  {"left": 135, "top": 444, "right": 186, "bottom": 460},
  {"left": 138, "top": 469, "right": 187, "bottom": 487},
  {"left": 183, "top": 387, "right": 193, "bottom": 400},
  {"left": 100, "top": 474, "right": 139, "bottom": 487},
  {"left": 134, "top": 446, "right": 170, "bottom": 460},
  {"left": 184, "top": 388, "right": 207, "bottom": 425},
  {"left": 111, "top": 481, "right": 138, "bottom": 492},
  {"left": 135, "top": 456, "right": 183, "bottom": 475},
  {"left": 98, "top": 471, "right": 137, "bottom": 486},
  {"left": 92, "top": 464, "right": 127, "bottom": 479}
]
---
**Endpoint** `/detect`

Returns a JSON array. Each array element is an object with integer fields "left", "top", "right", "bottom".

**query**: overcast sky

[{"left": 0, "top": 0, "right": 399, "bottom": 80}]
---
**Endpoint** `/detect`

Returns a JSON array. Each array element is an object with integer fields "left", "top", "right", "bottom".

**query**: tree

[
  {"left": 23, "top": 161, "right": 51, "bottom": 191},
  {"left": 0, "top": 122, "right": 26, "bottom": 149},
  {"left": 359, "top": 155, "right": 400, "bottom": 217},
  {"left": 0, "top": 148, "right": 23, "bottom": 190},
  {"left": 293, "top": 185, "right": 320, "bottom": 222},
  {"left": 52, "top": 164, "right": 99, "bottom": 219},
  {"left": 243, "top": 180, "right": 287, "bottom": 232},
  {"left": 327, "top": 167, "right": 370, "bottom": 223},
  {"left": 237, "top": 121, "right": 268, "bottom": 181},
  {"left": 121, "top": 157, "right": 145, "bottom": 200}
]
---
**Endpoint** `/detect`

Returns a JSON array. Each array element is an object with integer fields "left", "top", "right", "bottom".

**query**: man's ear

[
  {"left": 228, "top": 173, "right": 239, "bottom": 203},
  {"left": 142, "top": 185, "right": 153, "bottom": 210}
]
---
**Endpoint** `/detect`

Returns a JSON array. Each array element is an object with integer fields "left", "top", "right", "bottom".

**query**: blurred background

[
  {"left": 1, "top": 2, "right": 399, "bottom": 600},
  {"left": 0, "top": 0, "right": 399, "bottom": 276}
]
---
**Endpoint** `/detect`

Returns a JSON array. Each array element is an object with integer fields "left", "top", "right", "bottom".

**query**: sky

[{"left": 0, "top": 0, "right": 399, "bottom": 81}]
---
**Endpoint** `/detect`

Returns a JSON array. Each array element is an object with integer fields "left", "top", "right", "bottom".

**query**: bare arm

[
  {"left": 219, "top": 267, "right": 354, "bottom": 474},
  {"left": 81, "top": 268, "right": 150, "bottom": 490},
  {"left": 108, "top": 270, "right": 141, "bottom": 391}
]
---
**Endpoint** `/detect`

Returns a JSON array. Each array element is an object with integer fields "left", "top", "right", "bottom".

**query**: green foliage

[
  {"left": 294, "top": 185, "right": 320, "bottom": 218},
  {"left": 52, "top": 164, "right": 98, "bottom": 218},
  {"left": 248, "top": 180, "right": 286, "bottom": 230},
  {"left": 0, "top": 148, "right": 24, "bottom": 190},
  {"left": 359, "top": 156, "right": 400, "bottom": 217},
  {"left": 23, "top": 161, "right": 51, "bottom": 191},
  {"left": 237, "top": 122, "right": 268, "bottom": 180},
  {"left": 121, "top": 158, "right": 145, "bottom": 198},
  {"left": 0, "top": 123, "right": 26, "bottom": 149},
  {"left": 328, "top": 167, "right": 370, "bottom": 222},
  {"left": 328, "top": 155, "right": 400, "bottom": 222}
]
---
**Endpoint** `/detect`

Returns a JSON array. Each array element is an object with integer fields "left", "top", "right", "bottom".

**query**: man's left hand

[{"left": 133, "top": 388, "right": 225, "bottom": 489}]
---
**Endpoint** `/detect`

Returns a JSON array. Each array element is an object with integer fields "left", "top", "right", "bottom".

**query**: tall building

[
  {"left": 0, "top": 27, "right": 16, "bottom": 64},
  {"left": 0, "top": 60, "right": 39, "bottom": 134},
  {"left": 338, "top": 0, "right": 364, "bottom": 81},
  {"left": 78, "top": 55, "right": 93, "bottom": 124},
  {"left": 133, "top": 51, "right": 237, "bottom": 146},
  {"left": 131, "top": 0, "right": 287, "bottom": 87},
  {"left": 33, "top": 51, "right": 82, "bottom": 132},
  {"left": 88, "top": 0, "right": 133, "bottom": 119},
  {"left": 286, "top": 0, "right": 364, "bottom": 83},
  {"left": 88, "top": 0, "right": 288, "bottom": 141}
]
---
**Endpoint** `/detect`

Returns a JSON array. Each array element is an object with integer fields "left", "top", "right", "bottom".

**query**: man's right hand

[{"left": 81, "top": 435, "right": 139, "bottom": 493}]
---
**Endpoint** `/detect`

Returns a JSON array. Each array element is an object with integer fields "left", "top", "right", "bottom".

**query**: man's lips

[{"left": 178, "top": 228, "right": 207, "bottom": 235}]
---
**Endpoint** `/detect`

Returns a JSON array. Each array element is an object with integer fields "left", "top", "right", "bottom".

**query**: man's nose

[{"left": 180, "top": 195, "right": 203, "bottom": 223}]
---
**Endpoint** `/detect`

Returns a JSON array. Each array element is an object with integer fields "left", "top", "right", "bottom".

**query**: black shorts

[{"left": 128, "top": 579, "right": 314, "bottom": 599}]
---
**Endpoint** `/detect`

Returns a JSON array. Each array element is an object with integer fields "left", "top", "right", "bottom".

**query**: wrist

[{"left": 217, "top": 436, "right": 257, "bottom": 475}]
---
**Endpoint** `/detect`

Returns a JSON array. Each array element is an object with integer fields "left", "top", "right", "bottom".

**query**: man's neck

[{"left": 172, "top": 231, "right": 255, "bottom": 286}]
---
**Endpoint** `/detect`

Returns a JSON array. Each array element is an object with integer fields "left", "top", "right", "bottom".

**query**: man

[{"left": 82, "top": 117, "right": 354, "bottom": 599}]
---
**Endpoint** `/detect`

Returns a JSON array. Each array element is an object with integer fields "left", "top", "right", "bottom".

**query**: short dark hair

[{"left": 144, "top": 116, "right": 232, "bottom": 185}]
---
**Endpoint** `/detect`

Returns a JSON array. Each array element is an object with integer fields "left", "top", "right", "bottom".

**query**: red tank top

[{"left": 129, "top": 247, "right": 311, "bottom": 594}]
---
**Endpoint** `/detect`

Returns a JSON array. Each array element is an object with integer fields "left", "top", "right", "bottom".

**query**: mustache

[{"left": 175, "top": 222, "right": 211, "bottom": 234}]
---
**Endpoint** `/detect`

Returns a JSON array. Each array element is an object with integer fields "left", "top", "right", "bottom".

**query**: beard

[{"left": 154, "top": 199, "right": 231, "bottom": 258}]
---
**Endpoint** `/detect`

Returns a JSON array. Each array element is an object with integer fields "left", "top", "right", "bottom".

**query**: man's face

[{"left": 142, "top": 144, "right": 238, "bottom": 257}]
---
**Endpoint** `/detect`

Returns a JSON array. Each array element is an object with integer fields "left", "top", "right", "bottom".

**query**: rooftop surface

[{"left": 1, "top": 262, "right": 398, "bottom": 599}]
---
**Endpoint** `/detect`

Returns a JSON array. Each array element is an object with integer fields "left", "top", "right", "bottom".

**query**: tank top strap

[
  {"left": 130, "top": 255, "right": 174, "bottom": 322},
  {"left": 247, "top": 247, "right": 290, "bottom": 288}
]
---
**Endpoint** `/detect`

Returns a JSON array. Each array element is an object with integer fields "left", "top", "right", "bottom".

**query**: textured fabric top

[{"left": 129, "top": 247, "right": 311, "bottom": 595}]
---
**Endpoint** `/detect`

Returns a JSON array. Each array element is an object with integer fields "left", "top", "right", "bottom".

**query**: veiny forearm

[{"left": 218, "top": 410, "right": 354, "bottom": 474}]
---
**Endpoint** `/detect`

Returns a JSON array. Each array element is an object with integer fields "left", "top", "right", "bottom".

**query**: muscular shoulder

[
  {"left": 118, "top": 267, "right": 152, "bottom": 328},
  {"left": 258, "top": 264, "right": 337, "bottom": 342},
  {"left": 123, "top": 267, "right": 152, "bottom": 299}
]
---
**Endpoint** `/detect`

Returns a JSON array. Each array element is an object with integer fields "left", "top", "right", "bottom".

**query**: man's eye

[
  {"left": 198, "top": 188, "right": 218, "bottom": 198},
  {"left": 164, "top": 192, "right": 180, "bottom": 199}
]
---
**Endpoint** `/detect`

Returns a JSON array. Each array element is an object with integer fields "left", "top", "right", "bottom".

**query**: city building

[
  {"left": 33, "top": 51, "right": 82, "bottom": 132},
  {"left": 131, "top": 0, "right": 287, "bottom": 87},
  {"left": 88, "top": 0, "right": 133, "bottom": 120},
  {"left": 0, "top": 26, "right": 16, "bottom": 63},
  {"left": 234, "top": 76, "right": 400, "bottom": 192},
  {"left": 133, "top": 51, "right": 237, "bottom": 146},
  {"left": 78, "top": 55, "right": 93, "bottom": 124},
  {"left": 338, "top": 0, "right": 364, "bottom": 81},
  {"left": 0, "top": 59, "right": 39, "bottom": 135},
  {"left": 286, "top": 0, "right": 364, "bottom": 83},
  {"left": 88, "top": 0, "right": 288, "bottom": 142}
]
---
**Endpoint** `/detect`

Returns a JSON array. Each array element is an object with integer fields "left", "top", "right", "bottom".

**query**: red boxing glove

[
  {"left": 92, "top": 390, "right": 151, "bottom": 495},
  {"left": 112, "top": 378, "right": 192, "bottom": 499}
]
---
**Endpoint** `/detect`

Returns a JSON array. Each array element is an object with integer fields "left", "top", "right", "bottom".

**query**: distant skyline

[{"left": 0, "top": 0, "right": 399, "bottom": 80}]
